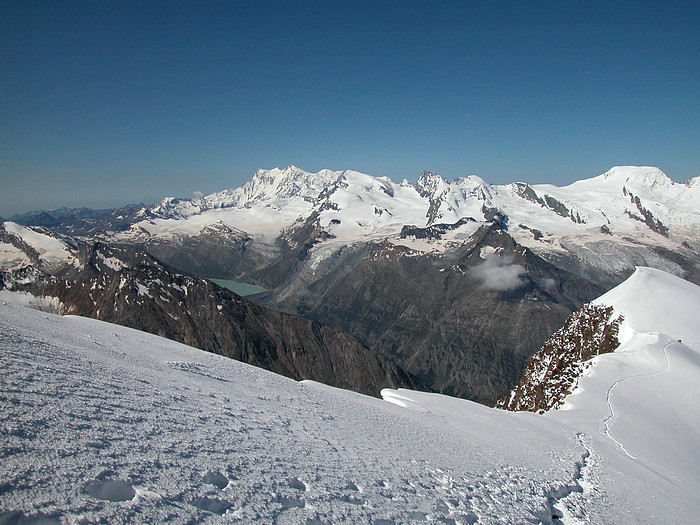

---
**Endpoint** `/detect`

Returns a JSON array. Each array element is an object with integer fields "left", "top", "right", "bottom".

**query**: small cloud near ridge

[{"left": 471, "top": 254, "right": 527, "bottom": 291}]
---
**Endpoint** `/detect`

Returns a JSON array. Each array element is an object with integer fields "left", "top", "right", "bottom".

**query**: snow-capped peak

[
  {"left": 235, "top": 166, "right": 338, "bottom": 204},
  {"left": 602, "top": 165, "right": 677, "bottom": 192},
  {"left": 568, "top": 166, "right": 674, "bottom": 194},
  {"left": 414, "top": 171, "right": 449, "bottom": 197}
]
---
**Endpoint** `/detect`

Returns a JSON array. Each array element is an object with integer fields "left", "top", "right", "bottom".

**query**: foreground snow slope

[{"left": 2, "top": 288, "right": 698, "bottom": 524}]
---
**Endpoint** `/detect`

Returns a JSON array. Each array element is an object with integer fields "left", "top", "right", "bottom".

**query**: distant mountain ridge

[
  {"left": 5, "top": 165, "right": 700, "bottom": 402},
  {"left": 13, "top": 165, "right": 700, "bottom": 237},
  {"left": 10, "top": 165, "right": 700, "bottom": 292}
]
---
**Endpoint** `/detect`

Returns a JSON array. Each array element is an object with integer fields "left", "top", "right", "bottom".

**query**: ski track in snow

[
  {"left": 1, "top": 304, "right": 595, "bottom": 525},
  {"left": 601, "top": 337, "right": 673, "bottom": 460}
]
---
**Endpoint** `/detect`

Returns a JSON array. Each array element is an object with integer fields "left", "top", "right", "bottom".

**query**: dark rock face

[
  {"left": 629, "top": 193, "right": 669, "bottom": 236},
  {"left": 513, "top": 183, "right": 584, "bottom": 223},
  {"left": 399, "top": 218, "right": 476, "bottom": 240},
  {"left": 265, "top": 225, "right": 605, "bottom": 404},
  {"left": 142, "top": 222, "right": 274, "bottom": 280},
  {"left": 1, "top": 242, "right": 423, "bottom": 397},
  {"left": 496, "top": 303, "right": 622, "bottom": 413}
]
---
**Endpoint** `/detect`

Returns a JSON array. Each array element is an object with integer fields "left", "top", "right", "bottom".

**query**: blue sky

[{"left": 2, "top": 1, "right": 699, "bottom": 216}]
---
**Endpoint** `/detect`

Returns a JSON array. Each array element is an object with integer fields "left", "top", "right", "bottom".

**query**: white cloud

[
  {"left": 470, "top": 254, "right": 527, "bottom": 291},
  {"left": 192, "top": 191, "right": 204, "bottom": 200},
  {"left": 542, "top": 277, "right": 557, "bottom": 289}
]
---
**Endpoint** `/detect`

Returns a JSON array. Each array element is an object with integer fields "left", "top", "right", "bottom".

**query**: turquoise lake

[{"left": 211, "top": 279, "right": 268, "bottom": 297}]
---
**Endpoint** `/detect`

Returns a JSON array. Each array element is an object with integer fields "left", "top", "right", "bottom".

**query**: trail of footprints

[
  {"left": 64, "top": 459, "right": 567, "bottom": 524},
  {"left": 1, "top": 328, "right": 584, "bottom": 525},
  {"left": 67, "top": 466, "right": 490, "bottom": 524}
]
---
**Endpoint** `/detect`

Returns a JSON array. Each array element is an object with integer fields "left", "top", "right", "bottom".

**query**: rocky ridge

[{"left": 496, "top": 303, "right": 623, "bottom": 412}]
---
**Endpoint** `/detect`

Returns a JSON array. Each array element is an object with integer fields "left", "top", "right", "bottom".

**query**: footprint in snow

[
  {"left": 202, "top": 470, "right": 229, "bottom": 490},
  {"left": 288, "top": 477, "right": 307, "bottom": 491},
  {"left": 344, "top": 480, "right": 361, "bottom": 491},
  {"left": 83, "top": 479, "right": 136, "bottom": 502},
  {"left": 192, "top": 496, "right": 232, "bottom": 515}
]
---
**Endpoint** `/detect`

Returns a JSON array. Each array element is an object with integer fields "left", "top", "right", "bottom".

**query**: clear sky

[{"left": 2, "top": 1, "right": 699, "bottom": 217}]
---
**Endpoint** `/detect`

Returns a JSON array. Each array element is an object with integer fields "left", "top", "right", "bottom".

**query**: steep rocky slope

[
  {"left": 496, "top": 303, "right": 623, "bottom": 412},
  {"left": 266, "top": 223, "right": 604, "bottom": 403},
  {"left": 0, "top": 223, "right": 421, "bottom": 397}
]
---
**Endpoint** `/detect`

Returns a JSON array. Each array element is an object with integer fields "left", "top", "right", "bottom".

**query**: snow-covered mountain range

[
  {"left": 4, "top": 165, "right": 700, "bottom": 403},
  {"left": 12, "top": 165, "right": 700, "bottom": 285},
  {"left": 2, "top": 266, "right": 699, "bottom": 523},
  {"left": 107, "top": 165, "right": 699, "bottom": 280},
  {"left": 111, "top": 165, "right": 699, "bottom": 239}
]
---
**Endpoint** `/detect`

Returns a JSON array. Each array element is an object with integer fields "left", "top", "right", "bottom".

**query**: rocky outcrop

[
  {"left": 399, "top": 218, "right": 476, "bottom": 240},
  {"left": 496, "top": 303, "right": 622, "bottom": 413},
  {"left": 622, "top": 188, "right": 669, "bottom": 237},
  {"left": 513, "top": 183, "right": 584, "bottom": 223}
]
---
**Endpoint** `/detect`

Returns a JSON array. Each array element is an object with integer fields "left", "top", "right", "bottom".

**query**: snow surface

[
  {"left": 591, "top": 266, "right": 700, "bottom": 345},
  {"left": 1, "top": 222, "right": 76, "bottom": 266},
  {"left": 2, "top": 267, "right": 699, "bottom": 524},
  {"left": 546, "top": 268, "right": 700, "bottom": 517},
  {"left": 0, "top": 242, "right": 30, "bottom": 269}
]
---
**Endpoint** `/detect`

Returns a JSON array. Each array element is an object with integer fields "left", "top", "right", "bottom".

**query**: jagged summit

[
  {"left": 415, "top": 171, "right": 447, "bottom": 191},
  {"left": 230, "top": 165, "right": 339, "bottom": 204},
  {"left": 685, "top": 175, "right": 700, "bottom": 187}
]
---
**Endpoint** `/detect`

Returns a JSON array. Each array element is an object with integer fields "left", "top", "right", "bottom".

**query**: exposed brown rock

[{"left": 496, "top": 303, "right": 622, "bottom": 413}]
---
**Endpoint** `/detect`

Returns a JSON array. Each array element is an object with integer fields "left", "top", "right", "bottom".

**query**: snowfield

[
  {"left": 1, "top": 267, "right": 699, "bottom": 524},
  {"left": 107, "top": 165, "right": 700, "bottom": 257}
]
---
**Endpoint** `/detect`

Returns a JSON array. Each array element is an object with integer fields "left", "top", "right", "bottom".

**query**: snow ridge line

[{"left": 601, "top": 338, "right": 673, "bottom": 460}]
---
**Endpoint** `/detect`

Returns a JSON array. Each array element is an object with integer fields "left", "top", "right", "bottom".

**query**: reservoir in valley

[{"left": 210, "top": 279, "right": 268, "bottom": 297}]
